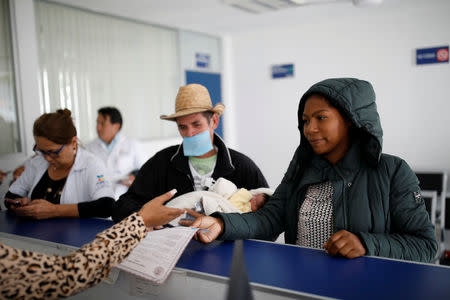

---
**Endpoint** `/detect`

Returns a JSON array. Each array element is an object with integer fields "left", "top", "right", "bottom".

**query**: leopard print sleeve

[{"left": 0, "top": 212, "right": 147, "bottom": 300}]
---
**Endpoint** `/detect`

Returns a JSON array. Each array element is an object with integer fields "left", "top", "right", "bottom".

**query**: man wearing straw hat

[{"left": 112, "top": 84, "right": 268, "bottom": 223}]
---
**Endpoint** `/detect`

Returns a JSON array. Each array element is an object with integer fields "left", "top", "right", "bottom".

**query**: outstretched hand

[
  {"left": 138, "top": 189, "right": 184, "bottom": 227},
  {"left": 323, "top": 230, "right": 366, "bottom": 259},
  {"left": 178, "top": 208, "right": 205, "bottom": 227},
  {"left": 191, "top": 216, "right": 224, "bottom": 244}
]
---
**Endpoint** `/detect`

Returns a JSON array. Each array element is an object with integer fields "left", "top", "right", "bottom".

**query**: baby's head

[{"left": 250, "top": 193, "right": 270, "bottom": 212}]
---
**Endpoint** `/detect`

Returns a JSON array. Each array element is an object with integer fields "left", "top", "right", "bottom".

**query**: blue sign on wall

[
  {"left": 271, "top": 64, "right": 294, "bottom": 79},
  {"left": 416, "top": 46, "right": 449, "bottom": 65},
  {"left": 186, "top": 71, "right": 223, "bottom": 137},
  {"left": 196, "top": 53, "right": 210, "bottom": 68}
]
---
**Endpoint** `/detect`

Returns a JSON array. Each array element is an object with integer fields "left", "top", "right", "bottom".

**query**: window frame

[{"left": 0, "top": 0, "right": 27, "bottom": 162}]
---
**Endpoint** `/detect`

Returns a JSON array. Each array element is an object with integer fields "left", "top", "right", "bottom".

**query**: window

[
  {"left": 34, "top": 1, "right": 180, "bottom": 144},
  {"left": 0, "top": 0, "right": 21, "bottom": 154}
]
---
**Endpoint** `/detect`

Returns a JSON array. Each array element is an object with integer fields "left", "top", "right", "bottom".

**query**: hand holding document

[{"left": 116, "top": 226, "right": 199, "bottom": 284}]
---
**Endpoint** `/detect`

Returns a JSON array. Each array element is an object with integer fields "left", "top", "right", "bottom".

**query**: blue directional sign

[
  {"left": 416, "top": 46, "right": 449, "bottom": 65},
  {"left": 196, "top": 53, "right": 210, "bottom": 68},
  {"left": 271, "top": 64, "right": 294, "bottom": 79}
]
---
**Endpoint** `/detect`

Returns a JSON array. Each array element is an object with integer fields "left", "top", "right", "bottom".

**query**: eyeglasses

[{"left": 33, "top": 144, "right": 65, "bottom": 158}]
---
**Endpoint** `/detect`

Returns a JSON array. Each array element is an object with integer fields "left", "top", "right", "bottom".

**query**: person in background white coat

[
  {"left": 86, "top": 107, "right": 145, "bottom": 199},
  {"left": 4, "top": 109, "right": 115, "bottom": 219}
]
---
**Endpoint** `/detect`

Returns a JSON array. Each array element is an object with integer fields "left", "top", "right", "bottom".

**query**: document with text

[{"left": 116, "top": 226, "right": 198, "bottom": 284}]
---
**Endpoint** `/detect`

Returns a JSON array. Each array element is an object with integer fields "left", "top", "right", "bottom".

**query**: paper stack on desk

[{"left": 116, "top": 226, "right": 198, "bottom": 284}]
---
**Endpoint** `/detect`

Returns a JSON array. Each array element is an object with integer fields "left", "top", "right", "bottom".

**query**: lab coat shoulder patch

[{"left": 97, "top": 174, "right": 105, "bottom": 185}]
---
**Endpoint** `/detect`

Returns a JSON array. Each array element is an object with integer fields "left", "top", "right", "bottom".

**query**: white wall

[
  {"left": 228, "top": 0, "right": 450, "bottom": 188},
  {"left": 0, "top": 0, "right": 40, "bottom": 204},
  {"left": 0, "top": 1, "right": 214, "bottom": 173},
  {"left": 2, "top": 0, "right": 450, "bottom": 191},
  {"left": 0, "top": 0, "right": 40, "bottom": 172}
]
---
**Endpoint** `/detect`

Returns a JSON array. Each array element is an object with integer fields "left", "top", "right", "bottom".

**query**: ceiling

[{"left": 49, "top": 0, "right": 419, "bottom": 35}]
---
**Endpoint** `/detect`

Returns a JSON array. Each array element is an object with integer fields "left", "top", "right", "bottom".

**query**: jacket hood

[{"left": 297, "top": 78, "right": 383, "bottom": 166}]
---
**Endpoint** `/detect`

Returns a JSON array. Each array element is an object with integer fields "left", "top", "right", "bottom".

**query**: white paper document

[{"left": 116, "top": 226, "right": 198, "bottom": 284}]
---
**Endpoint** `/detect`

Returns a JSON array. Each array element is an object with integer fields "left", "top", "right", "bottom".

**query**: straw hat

[{"left": 160, "top": 83, "right": 225, "bottom": 121}]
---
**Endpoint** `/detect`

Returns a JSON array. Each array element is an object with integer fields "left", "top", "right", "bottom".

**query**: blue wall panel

[{"left": 185, "top": 71, "right": 223, "bottom": 137}]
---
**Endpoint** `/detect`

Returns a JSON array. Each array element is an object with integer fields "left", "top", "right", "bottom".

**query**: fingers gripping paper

[{"left": 116, "top": 227, "right": 198, "bottom": 284}]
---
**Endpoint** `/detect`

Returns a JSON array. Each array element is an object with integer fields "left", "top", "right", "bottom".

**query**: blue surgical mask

[{"left": 183, "top": 130, "right": 213, "bottom": 157}]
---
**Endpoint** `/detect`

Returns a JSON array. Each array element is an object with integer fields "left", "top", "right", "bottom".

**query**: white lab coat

[
  {"left": 86, "top": 134, "right": 145, "bottom": 198},
  {"left": 9, "top": 148, "right": 114, "bottom": 204}
]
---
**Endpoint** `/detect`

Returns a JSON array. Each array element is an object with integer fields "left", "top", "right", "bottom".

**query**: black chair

[
  {"left": 440, "top": 193, "right": 450, "bottom": 266},
  {"left": 444, "top": 194, "right": 450, "bottom": 252},
  {"left": 415, "top": 172, "right": 448, "bottom": 229},
  {"left": 446, "top": 194, "right": 450, "bottom": 231},
  {"left": 415, "top": 172, "right": 448, "bottom": 264}
]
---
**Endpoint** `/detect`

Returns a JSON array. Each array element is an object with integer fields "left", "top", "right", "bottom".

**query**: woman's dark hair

[
  {"left": 304, "top": 93, "right": 364, "bottom": 147},
  {"left": 98, "top": 107, "right": 122, "bottom": 129},
  {"left": 33, "top": 109, "right": 77, "bottom": 144},
  {"left": 309, "top": 93, "right": 352, "bottom": 124}
]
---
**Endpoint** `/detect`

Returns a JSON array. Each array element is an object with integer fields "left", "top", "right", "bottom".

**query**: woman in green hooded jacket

[{"left": 192, "top": 78, "right": 437, "bottom": 262}]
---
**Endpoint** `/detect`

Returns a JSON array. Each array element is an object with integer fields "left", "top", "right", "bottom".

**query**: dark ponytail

[{"left": 33, "top": 109, "right": 77, "bottom": 144}]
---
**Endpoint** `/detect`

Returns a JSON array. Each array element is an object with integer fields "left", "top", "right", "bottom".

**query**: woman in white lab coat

[{"left": 4, "top": 109, "right": 115, "bottom": 219}]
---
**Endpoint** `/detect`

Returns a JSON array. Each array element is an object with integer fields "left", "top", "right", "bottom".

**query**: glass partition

[
  {"left": 34, "top": 1, "right": 180, "bottom": 143},
  {"left": 0, "top": 0, "right": 21, "bottom": 154}
]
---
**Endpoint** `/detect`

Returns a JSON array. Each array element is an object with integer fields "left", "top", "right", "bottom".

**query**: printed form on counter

[{"left": 116, "top": 226, "right": 199, "bottom": 284}]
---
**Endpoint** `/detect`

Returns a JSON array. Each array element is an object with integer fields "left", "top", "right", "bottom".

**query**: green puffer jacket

[{"left": 216, "top": 78, "right": 437, "bottom": 262}]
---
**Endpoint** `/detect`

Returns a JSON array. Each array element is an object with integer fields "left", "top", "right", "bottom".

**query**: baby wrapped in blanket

[{"left": 166, "top": 178, "right": 273, "bottom": 226}]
